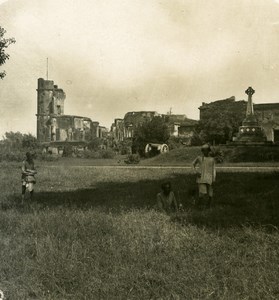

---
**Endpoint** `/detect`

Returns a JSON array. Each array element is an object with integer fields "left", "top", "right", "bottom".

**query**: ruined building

[
  {"left": 36, "top": 78, "right": 104, "bottom": 144},
  {"left": 110, "top": 111, "right": 198, "bottom": 145},
  {"left": 161, "top": 114, "right": 198, "bottom": 139},
  {"left": 110, "top": 111, "right": 160, "bottom": 141}
]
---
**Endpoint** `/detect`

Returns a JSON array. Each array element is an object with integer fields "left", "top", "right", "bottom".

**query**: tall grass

[
  {"left": 0, "top": 162, "right": 279, "bottom": 299},
  {"left": 0, "top": 209, "right": 278, "bottom": 299}
]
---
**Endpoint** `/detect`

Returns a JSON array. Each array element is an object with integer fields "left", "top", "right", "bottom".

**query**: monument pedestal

[{"left": 232, "top": 87, "right": 267, "bottom": 145}]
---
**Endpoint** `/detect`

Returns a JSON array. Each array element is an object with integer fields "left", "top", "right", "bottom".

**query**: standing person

[
  {"left": 156, "top": 181, "right": 178, "bottom": 213},
  {"left": 192, "top": 144, "right": 216, "bottom": 208},
  {"left": 21, "top": 152, "right": 37, "bottom": 204}
]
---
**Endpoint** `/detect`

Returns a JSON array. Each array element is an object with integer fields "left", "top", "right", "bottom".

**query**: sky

[{"left": 1, "top": 0, "right": 279, "bottom": 137}]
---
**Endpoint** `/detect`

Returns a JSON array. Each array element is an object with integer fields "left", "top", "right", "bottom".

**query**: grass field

[{"left": 0, "top": 161, "right": 279, "bottom": 299}]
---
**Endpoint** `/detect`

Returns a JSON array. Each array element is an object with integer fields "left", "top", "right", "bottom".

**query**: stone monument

[{"left": 233, "top": 87, "right": 267, "bottom": 143}]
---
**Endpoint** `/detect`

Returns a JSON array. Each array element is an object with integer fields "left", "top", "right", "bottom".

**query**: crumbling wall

[
  {"left": 254, "top": 104, "right": 279, "bottom": 142},
  {"left": 49, "top": 116, "right": 94, "bottom": 142},
  {"left": 52, "top": 85, "right": 66, "bottom": 115}
]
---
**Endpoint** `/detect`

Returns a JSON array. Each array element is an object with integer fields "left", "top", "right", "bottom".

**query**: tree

[
  {"left": 22, "top": 133, "right": 39, "bottom": 149},
  {"left": 0, "top": 26, "right": 16, "bottom": 79},
  {"left": 199, "top": 99, "right": 246, "bottom": 145},
  {"left": 132, "top": 116, "right": 170, "bottom": 156},
  {"left": 2, "top": 131, "right": 24, "bottom": 149},
  {"left": 88, "top": 137, "right": 103, "bottom": 151},
  {"left": 1, "top": 132, "right": 38, "bottom": 149}
]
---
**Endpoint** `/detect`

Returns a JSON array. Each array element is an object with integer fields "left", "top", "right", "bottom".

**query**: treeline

[
  {"left": 0, "top": 132, "right": 116, "bottom": 162},
  {"left": 0, "top": 132, "right": 39, "bottom": 162}
]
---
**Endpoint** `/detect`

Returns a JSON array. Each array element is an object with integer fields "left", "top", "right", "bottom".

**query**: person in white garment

[{"left": 192, "top": 144, "right": 216, "bottom": 208}]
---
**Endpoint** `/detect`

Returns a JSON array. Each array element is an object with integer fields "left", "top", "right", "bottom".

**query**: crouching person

[
  {"left": 156, "top": 181, "right": 178, "bottom": 214},
  {"left": 21, "top": 152, "right": 37, "bottom": 204}
]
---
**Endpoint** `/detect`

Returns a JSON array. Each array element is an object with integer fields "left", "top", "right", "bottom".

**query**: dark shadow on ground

[
  {"left": 3, "top": 172, "right": 279, "bottom": 230},
  {"left": 6, "top": 176, "right": 195, "bottom": 211}
]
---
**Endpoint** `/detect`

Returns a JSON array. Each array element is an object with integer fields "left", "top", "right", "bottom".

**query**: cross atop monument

[
  {"left": 245, "top": 86, "right": 255, "bottom": 97},
  {"left": 245, "top": 86, "right": 255, "bottom": 116}
]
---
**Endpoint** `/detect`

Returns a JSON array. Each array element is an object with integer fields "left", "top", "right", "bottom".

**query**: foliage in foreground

[{"left": 0, "top": 26, "right": 16, "bottom": 79}]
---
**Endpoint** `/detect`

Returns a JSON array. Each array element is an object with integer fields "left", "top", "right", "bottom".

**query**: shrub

[
  {"left": 88, "top": 138, "right": 103, "bottom": 151},
  {"left": 77, "top": 149, "right": 115, "bottom": 159},
  {"left": 117, "top": 139, "right": 132, "bottom": 155},
  {"left": 0, "top": 149, "right": 25, "bottom": 162},
  {"left": 22, "top": 134, "right": 39, "bottom": 149},
  {"left": 210, "top": 146, "right": 224, "bottom": 163},
  {"left": 190, "top": 130, "right": 204, "bottom": 146},
  {"left": 62, "top": 144, "right": 73, "bottom": 157},
  {"left": 167, "top": 137, "right": 181, "bottom": 150},
  {"left": 125, "top": 153, "right": 140, "bottom": 164},
  {"left": 100, "top": 149, "right": 115, "bottom": 159},
  {"left": 81, "top": 150, "right": 102, "bottom": 159},
  {"left": 168, "top": 136, "right": 199, "bottom": 150},
  {"left": 223, "top": 146, "right": 279, "bottom": 163}
]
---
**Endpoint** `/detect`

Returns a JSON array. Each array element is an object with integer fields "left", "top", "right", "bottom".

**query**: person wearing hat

[
  {"left": 21, "top": 152, "right": 37, "bottom": 204},
  {"left": 192, "top": 144, "right": 216, "bottom": 208}
]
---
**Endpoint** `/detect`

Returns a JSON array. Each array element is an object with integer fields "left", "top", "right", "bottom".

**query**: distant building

[
  {"left": 98, "top": 126, "right": 109, "bottom": 139},
  {"left": 123, "top": 111, "right": 160, "bottom": 138},
  {"left": 110, "top": 111, "right": 198, "bottom": 145},
  {"left": 161, "top": 114, "right": 198, "bottom": 140},
  {"left": 111, "top": 118, "right": 125, "bottom": 141},
  {"left": 110, "top": 111, "right": 159, "bottom": 141},
  {"left": 254, "top": 103, "right": 279, "bottom": 142},
  {"left": 36, "top": 78, "right": 104, "bottom": 144},
  {"left": 199, "top": 96, "right": 246, "bottom": 121}
]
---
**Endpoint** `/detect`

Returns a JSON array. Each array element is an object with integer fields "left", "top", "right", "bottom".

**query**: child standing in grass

[
  {"left": 192, "top": 144, "right": 216, "bottom": 208},
  {"left": 21, "top": 152, "right": 37, "bottom": 204},
  {"left": 156, "top": 181, "right": 178, "bottom": 213}
]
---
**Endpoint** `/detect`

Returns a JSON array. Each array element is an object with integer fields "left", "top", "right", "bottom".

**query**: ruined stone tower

[
  {"left": 36, "top": 78, "right": 102, "bottom": 143},
  {"left": 36, "top": 78, "right": 66, "bottom": 142}
]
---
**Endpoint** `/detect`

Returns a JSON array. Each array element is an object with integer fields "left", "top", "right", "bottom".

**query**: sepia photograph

[{"left": 1, "top": 0, "right": 279, "bottom": 299}]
